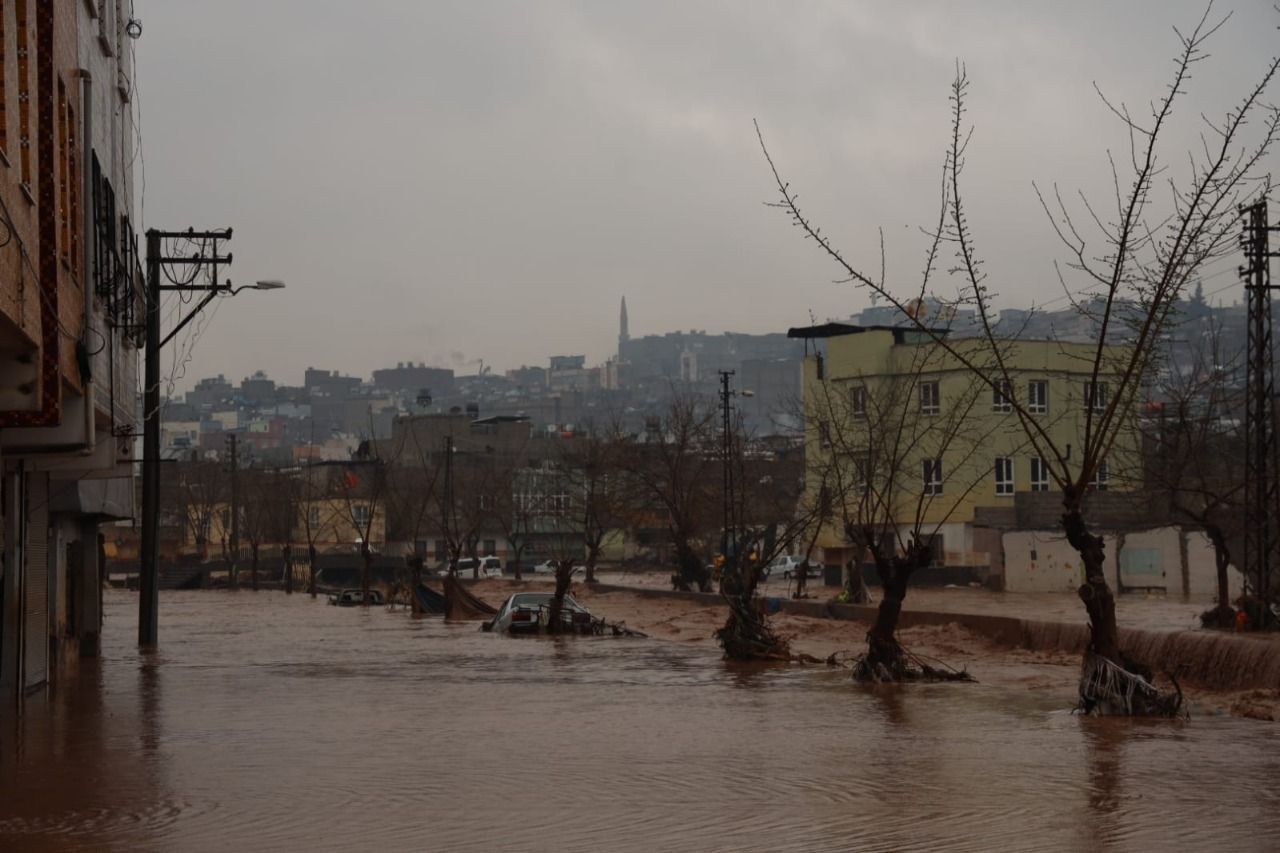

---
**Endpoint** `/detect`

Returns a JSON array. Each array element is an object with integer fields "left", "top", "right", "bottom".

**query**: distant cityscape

[{"left": 157, "top": 287, "right": 1264, "bottom": 469}]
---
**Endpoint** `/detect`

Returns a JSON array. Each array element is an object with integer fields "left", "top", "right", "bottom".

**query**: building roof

[{"left": 786, "top": 323, "right": 948, "bottom": 342}]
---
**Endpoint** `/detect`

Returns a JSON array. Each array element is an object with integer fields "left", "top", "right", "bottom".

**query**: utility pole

[
  {"left": 139, "top": 229, "right": 232, "bottom": 648},
  {"left": 719, "top": 370, "right": 736, "bottom": 574},
  {"left": 443, "top": 434, "right": 455, "bottom": 573},
  {"left": 138, "top": 228, "right": 283, "bottom": 647},
  {"left": 1240, "top": 199, "right": 1280, "bottom": 623},
  {"left": 226, "top": 432, "right": 240, "bottom": 590}
]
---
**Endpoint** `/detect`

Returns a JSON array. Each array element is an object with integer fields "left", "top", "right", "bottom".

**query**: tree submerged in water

[{"left": 759, "top": 5, "right": 1279, "bottom": 711}]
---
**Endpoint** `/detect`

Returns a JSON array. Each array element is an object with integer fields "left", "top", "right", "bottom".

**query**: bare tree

[
  {"left": 170, "top": 459, "right": 227, "bottom": 561},
  {"left": 808, "top": 337, "right": 991, "bottom": 680},
  {"left": 1142, "top": 317, "right": 1246, "bottom": 627},
  {"left": 240, "top": 467, "right": 296, "bottom": 592},
  {"left": 758, "top": 8, "right": 1279, "bottom": 712},
  {"left": 337, "top": 445, "right": 391, "bottom": 607},
  {"left": 560, "top": 425, "right": 630, "bottom": 584},
  {"left": 618, "top": 394, "right": 720, "bottom": 592},
  {"left": 296, "top": 460, "right": 324, "bottom": 598},
  {"left": 383, "top": 427, "right": 444, "bottom": 607}
]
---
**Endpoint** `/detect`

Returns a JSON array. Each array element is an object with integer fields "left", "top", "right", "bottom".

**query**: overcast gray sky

[{"left": 137, "top": 1, "right": 1278, "bottom": 392}]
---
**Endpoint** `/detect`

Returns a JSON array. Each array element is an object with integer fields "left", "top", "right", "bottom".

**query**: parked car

[
  {"left": 766, "top": 554, "right": 812, "bottom": 580},
  {"left": 531, "top": 560, "right": 557, "bottom": 574},
  {"left": 451, "top": 556, "right": 504, "bottom": 578},
  {"left": 490, "top": 592, "right": 594, "bottom": 634}
]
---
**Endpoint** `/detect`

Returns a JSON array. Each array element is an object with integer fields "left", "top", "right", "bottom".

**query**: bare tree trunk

[
  {"left": 1062, "top": 507, "right": 1121, "bottom": 664},
  {"left": 284, "top": 545, "right": 293, "bottom": 594},
  {"left": 409, "top": 555, "right": 424, "bottom": 614},
  {"left": 308, "top": 544, "right": 318, "bottom": 598},
  {"left": 672, "top": 540, "right": 707, "bottom": 592},
  {"left": 548, "top": 560, "right": 574, "bottom": 633},
  {"left": 361, "top": 543, "right": 372, "bottom": 607},
  {"left": 251, "top": 544, "right": 260, "bottom": 592},
  {"left": 844, "top": 559, "right": 871, "bottom": 604},
  {"left": 1200, "top": 524, "right": 1236, "bottom": 629}
]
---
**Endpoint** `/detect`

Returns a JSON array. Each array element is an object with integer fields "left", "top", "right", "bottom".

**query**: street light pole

[
  {"left": 138, "top": 230, "right": 163, "bottom": 648},
  {"left": 137, "top": 227, "right": 284, "bottom": 648}
]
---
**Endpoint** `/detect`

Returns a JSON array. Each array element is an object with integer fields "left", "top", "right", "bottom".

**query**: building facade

[
  {"left": 799, "top": 325, "right": 1138, "bottom": 579},
  {"left": 0, "top": 0, "right": 140, "bottom": 705}
]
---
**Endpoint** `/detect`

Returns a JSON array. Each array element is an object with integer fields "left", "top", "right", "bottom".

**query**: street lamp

[{"left": 138, "top": 225, "right": 286, "bottom": 648}]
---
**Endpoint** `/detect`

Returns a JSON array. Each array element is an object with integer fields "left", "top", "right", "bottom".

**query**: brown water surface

[{"left": 1, "top": 590, "right": 1278, "bottom": 852}]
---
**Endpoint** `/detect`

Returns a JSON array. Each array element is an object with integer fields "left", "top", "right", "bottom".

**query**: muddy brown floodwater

[{"left": 2, "top": 590, "right": 1279, "bottom": 852}]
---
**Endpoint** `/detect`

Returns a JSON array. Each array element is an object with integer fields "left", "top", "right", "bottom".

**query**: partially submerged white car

[{"left": 490, "top": 592, "right": 594, "bottom": 634}]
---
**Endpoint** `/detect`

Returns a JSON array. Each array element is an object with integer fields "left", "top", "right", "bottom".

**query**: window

[
  {"left": 992, "top": 379, "right": 1012, "bottom": 413},
  {"left": 483, "top": 539, "right": 496, "bottom": 555},
  {"left": 922, "top": 458, "right": 943, "bottom": 496},
  {"left": 434, "top": 539, "right": 447, "bottom": 561},
  {"left": 352, "top": 505, "right": 371, "bottom": 526},
  {"left": 919, "top": 381, "right": 940, "bottom": 415},
  {"left": 1030, "top": 457, "right": 1050, "bottom": 492},
  {"left": 307, "top": 507, "right": 320, "bottom": 527},
  {"left": 852, "top": 450, "right": 871, "bottom": 488},
  {"left": 1084, "top": 382, "right": 1107, "bottom": 414},
  {"left": 850, "top": 385, "right": 867, "bottom": 419},
  {"left": 1028, "top": 380, "right": 1048, "bottom": 415},
  {"left": 817, "top": 420, "right": 831, "bottom": 450},
  {"left": 1090, "top": 459, "right": 1109, "bottom": 491},
  {"left": 994, "top": 457, "right": 1014, "bottom": 496}
]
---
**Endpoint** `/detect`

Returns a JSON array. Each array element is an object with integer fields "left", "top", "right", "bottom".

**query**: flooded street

[{"left": 2, "top": 590, "right": 1279, "bottom": 852}]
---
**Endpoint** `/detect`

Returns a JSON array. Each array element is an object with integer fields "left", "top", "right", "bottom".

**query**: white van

[{"left": 453, "top": 556, "right": 504, "bottom": 578}]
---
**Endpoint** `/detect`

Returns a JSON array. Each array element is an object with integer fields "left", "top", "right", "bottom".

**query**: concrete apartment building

[
  {"left": 797, "top": 324, "right": 1139, "bottom": 581},
  {"left": 1, "top": 1, "right": 140, "bottom": 704}
]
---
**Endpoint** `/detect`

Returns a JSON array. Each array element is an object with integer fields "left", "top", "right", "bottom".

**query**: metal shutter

[{"left": 24, "top": 473, "right": 49, "bottom": 690}]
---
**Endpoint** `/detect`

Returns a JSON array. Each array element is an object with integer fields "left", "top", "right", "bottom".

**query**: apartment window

[
  {"left": 1090, "top": 459, "right": 1110, "bottom": 491},
  {"left": 307, "top": 507, "right": 320, "bottom": 528},
  {"left": 1084, "top": 382, "right": 1108, "bottom": 415},
  {"left": 434, "top": 539, "right": 447, "bottom": 562},
  {"left": 1030, "top": 457, "right": 1050, "bottom": 492},
  {"left": 352, "top": 505, "right": 371, "bottom": 526},
  {"left": 922, "top": 458, "right": 943, "bottom": 496},
  {"left": 1028, "top": 380, "right": 1048, "bottom": 415},
  {"left": 919, "top": 381, "right": 940, "bottom": 415},
  {"left": 482, "top": 539, "right": 496, "bottom": 555},
  {"left": 850, "top": 385, "right": 867, "bottom": 419},
  {"left": 15, "top": 0, "right": 32, "bottom": 188},
  {"left": 994, "top": 457, "right": 1014, "bottom": 496},
  {"left": 992, "top": 379, "right": 1012, "bottom": 413},
  {"left": 853, "top": 450, "right": 871, "bottom": 488},
  {"left": 817, "top": 420, "right": 832, "bottom": 450}
]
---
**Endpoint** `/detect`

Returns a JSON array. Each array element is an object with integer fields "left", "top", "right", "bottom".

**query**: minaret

[{"left": 619, "top": 296, "right": 630, "bottom": 349}]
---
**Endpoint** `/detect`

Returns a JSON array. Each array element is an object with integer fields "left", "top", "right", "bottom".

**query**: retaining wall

[{"left": 589, "top": 583, "right": 1279, "bottom": 692}]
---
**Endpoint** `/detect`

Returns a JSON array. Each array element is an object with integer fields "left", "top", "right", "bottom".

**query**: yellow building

[
  {"left": 795, "top": 324, "right": 1138, "bottom": 571},
  {"left": 294, "top": 498, "right": 386, "bottom": 553}
]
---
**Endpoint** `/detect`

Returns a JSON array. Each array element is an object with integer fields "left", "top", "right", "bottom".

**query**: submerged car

[
  {"left": 328, "top": 588, "right": 385, "bottom": 607},
  {"left": 490, "top": 592, "right": 594, "bottom": 634}
]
